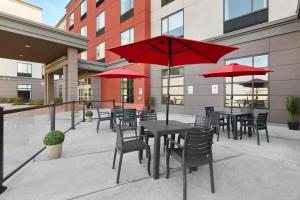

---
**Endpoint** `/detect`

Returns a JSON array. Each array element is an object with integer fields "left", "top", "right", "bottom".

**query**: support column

[
  {"left": 91, "top": 76, "right": 101, "bottom": 107},
  {"left": 44, "top": 73, "right": 48, "bottom": 104},
  {"left": 46, "top": 73, "right": 54, "bottom": 104},
  {"left": 63, "top": 65, "right": 68, "bottom": 102},
  {"left": 67, "top": 48, "right": 78, "bottom": 102}
]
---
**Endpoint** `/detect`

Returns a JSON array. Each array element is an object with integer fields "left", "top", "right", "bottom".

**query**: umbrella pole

[
  {"left": 166, "top": 39, "right": 172, "bottom": 125},
  {"left": 231, "top": 77, "right": 233, "bottom": 115},
  {"left": 121, "top": 77, "right": 124, "bottom": 121},
  {"left": 251, "top": 76, "right": 254, "bottom": 114}
]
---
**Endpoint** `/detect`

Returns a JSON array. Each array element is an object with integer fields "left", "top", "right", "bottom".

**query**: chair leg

[
  {"left": 217, "top": 127, "right": 220, "bottom": 141},
  {"left": 163, "top": 136, "right": 167, "bottom": 154},
  {"left": 112, "top": 148, "right": 117, "bottom": 169},
  {"left": 138, "top": 150, "right": 142, "bottom": 164},
  {"left": 166, "top": 150, "right": 170, "bottom": 179},
  {"left": 257, "top": 129, "right": 260, "bottom": 145},
  {"left": 183, "top": 164, "right": 187, "bottom": 200},
  {"left": 147, "top": 146, "right": 151, "bottom": 176},
  {"left": 209, "top": 160, "right": 215, "bottom": 193},
  {"left": 266, "top": 128, "right": 269, "bottom": 143},
  {"left": 116, "top": 152, "right": 123, "bottom": 184},
  {"left": 96, "top": 120, "right": 100, "bottom": 134}
]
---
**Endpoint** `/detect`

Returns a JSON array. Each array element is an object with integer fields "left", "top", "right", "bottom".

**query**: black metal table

[
  {"left": 219, "top": 111, "right": 252, "bottom": 140},
  {"left": 139, "top": 120, "right": 197, "bottom": 179}
]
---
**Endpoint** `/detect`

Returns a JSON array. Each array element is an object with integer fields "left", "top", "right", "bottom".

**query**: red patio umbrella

[
  {"left": 201, "top": 63, "right": 272, "bottom": 114},
  {"left": 94, "top": 67, "right": 147, "bottom": 110},
  {"left": 109, "top": 35, "right": 238, "bottom": 124}
]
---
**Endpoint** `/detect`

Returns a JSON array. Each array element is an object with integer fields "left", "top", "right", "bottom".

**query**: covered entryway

[{"left": 0, "top": 11, "right": 88, "bottom": 104}]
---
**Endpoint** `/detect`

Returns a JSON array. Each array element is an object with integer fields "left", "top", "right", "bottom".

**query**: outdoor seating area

[{"left": 1, "top": 110, "right": 300, "bottom": 200}]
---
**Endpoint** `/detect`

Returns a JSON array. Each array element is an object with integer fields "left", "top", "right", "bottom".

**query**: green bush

[
  {"left": 43, "top": 130, "right": 65, "bottom": 146},
  {"left": 147, "top": 96, "right": 155, "bottom": 111},
  {"left": 54, "top": 97, "right": 63, "bottom": 104},
  {"left": 286, "top": 96, "right": 299, "bottom": 122},
  {"left": 30, "top": 99, "right": 44, "bottom": 105},
  {"left": 85, "top": 110, "right": 93, "bottom": 117},
  {"left": 13, "top": 101, "right": 26, "bottom": 105},
  {"left": 8, "top": 97, "right": 17, "bottom": 103},
  {"left": 0, "top": 97, "right": 8, "bottom": 103}
]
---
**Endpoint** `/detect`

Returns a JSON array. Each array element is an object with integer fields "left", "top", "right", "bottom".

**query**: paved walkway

[{"left": 1, "top": 113, "right": 300, "bottom": 200}]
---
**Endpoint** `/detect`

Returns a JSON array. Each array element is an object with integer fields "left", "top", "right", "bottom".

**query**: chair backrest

[
  {"left": 183, "top": 129, "right": 214, "bottom": 165},
  {"left": 123, "top": 109, "right": 137, "bottom": 122},
  {"left": 194, "top": 114, "right": 211, "bottom": 130},
  {"left": 115, "top": 124, "right": 124, "bottom": 150},
  {"left": 140, "top": 111, "right": 157, "bottom": 121},
  {"left": 256, "top": 112, "right": 268, "bottom": 127},
  {"left": 205, "top": 106, "right": 214, "bottom": 117},
  {"left": 142, "top": 105, "right": 148, "bottom": 113},
  {"left": 240, "top": 107, "right": 251, "bottom": 113},
  {"left": 210, "top": 111, "right": 220, "bottom": 126}
]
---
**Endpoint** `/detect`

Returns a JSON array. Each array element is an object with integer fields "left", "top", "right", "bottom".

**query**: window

[
  {"left": 121, "top": 27, "right": 134, "bottom": 45},
  {"left": 225, "top": 54, "right": 269, "bottom": 109},
  {"left": 78, "top": 78, "right": 91, "bottom": 101},
  {"left": 225, "top": 0, "right": 267, "bottom": 21},
  {"left": 162, "top": 10, "right": 184, "bottom": 37},
  {"left": 96, "top": 11, "right": 105, "bottom": 36},
  {"left": 17, "top": 84, "right": 32, "bottom": 102},
  {"left": 161, "top": 0, "right": 175, "bottom": 7},
  {"left": 96, "top": 0, "right": 104, "bottom": 7},
  {"left": 58, "top": 85, "right": 63, "bottom": 99},
  {"left": 161, "top": 67, "right": 184, "bottom": 105},
  {"left": 121, "top": 78, "right": 134, "bottom": 103},
  {"left": 80, "top": 26, "right": 87, "bottom": 36},
  {"left": 81, "top": 51, "right": 87, "bottom": 60},
  {"left": 121, "top": 0, "right": 134, "bottom": 15},
  {"left": 17, "top": 63, "right": 32, "bottom": 77},
  {"left": 41, "top": 65, "right": 44, "bottom": 79},
  {"left": 80, "top": 0, "right": 87, "bottom": 19},
  {"left": 69, "top": 12, "right": 74, "bottom": 29},
  {"left": 120, "top": 0, "right": 134, "bottom": 22},
  {"left": 96, "top": 42, "right": 105, "bottom": 62}
]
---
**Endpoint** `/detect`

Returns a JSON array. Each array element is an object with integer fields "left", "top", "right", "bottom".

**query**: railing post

[
  {"left": 50, "top": 103, "right": 55, "bottom": 131},
  {"left": 71, "top": 101, "right": 75, "bottom": 129},
  {"left": 0, "top": 107, "right": 7, "bottom": 194},
  {"left": 82, "top": 101, "right": 86, "bottom": 122}
]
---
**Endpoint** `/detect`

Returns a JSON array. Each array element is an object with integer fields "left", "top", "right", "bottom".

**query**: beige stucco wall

[
  {"left": 151, "top": 0, "right": 299, "bottom": 40},
  {"left": 0, "top": 0, "right": 42, "bottom": 23}
]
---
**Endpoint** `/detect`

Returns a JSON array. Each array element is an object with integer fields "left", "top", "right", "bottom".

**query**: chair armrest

[
  {"left": 99, "top": 112, "right": 110, "bottom": 117},
  {"left": 166, "top": 137, "right": 184, "bottom": 148},
  {"left": 185, "top": 122, "right": 195, "bottom": 126},
  {"left": 123, "top": 135, "right": 147, "bottom": 140}
]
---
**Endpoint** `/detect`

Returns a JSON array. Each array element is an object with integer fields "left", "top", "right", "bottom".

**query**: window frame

[
  {"left": 120, "top": 0, "right": 134, "bottom": 23},
  {"left": 17, "top": 84, "right": 32, "bottom": 101},
  {"left": 120, "top": 78, "right": 134, "bottom": 103},
  {"left": 224, "top": 53, "right": 270, "bottom": 109},
  {"left": 96, "top": 42, "right": 105, "bottom": 62},
  {"left": 80, "top": 25, "right": 87, "bottom": 36},
  {"left": 17, "top": 62, "right": 32, "bottom": 78},
  {"left": 69, "top": 12, "right": 74, "bottom": 29},
  {"left": 120, "top": 27, "right": 134, "bottom": 46},
  {"left": 224, "top": 0, "right": 269, "bottom": 22},
  {"left": 96, "top": 11, "right": 105, "bottom": 37},
  {"left": 161, "top": 9, "right": 184, "bottom": 37},
  {"left": 161, "top": 0, "right": 175, "bottom": 7},
  {"left": 80, "top": 0, "right": 87, "bottom": 20},
  {"left": 161, "top": 66, "right": 185, "bottom": 105}
]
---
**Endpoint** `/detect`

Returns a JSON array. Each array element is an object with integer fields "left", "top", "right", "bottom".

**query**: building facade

[
  {"left": 0, "top": 0, "right": 44, "bottom": 102},
  {"left": 64, "top": 0, "right": 151, "bottom": 109},
  {"left": 150, "top": 0, "right": 300, "bottom": 124}
]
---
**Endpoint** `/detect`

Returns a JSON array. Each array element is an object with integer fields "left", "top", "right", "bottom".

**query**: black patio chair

[
  {"left": 205, "top": 106, "right": 225, "bottom": 130},
  {"left": 177, "top": 114, "right": 211, "bottom": 143},
  {"left": 120, "top": 109, "right": 138, "bottom": 136},
  {"left": 211, "top": 111, "right": 229, "bottom": 141},
  {"left": 140, "top": 111, "right": 167, "bottom": 153},
  {"left": 96, "top": 108, "right": 112, "bottom": 133},
  {"left": 166, "top": 128, "right": 215, "bottom": 200},
  {"left": 241, "top": 112, "right": 269, "bottom": 145},
  {"left": 112, "top": 124, "right": 151, "bottom": 184}
]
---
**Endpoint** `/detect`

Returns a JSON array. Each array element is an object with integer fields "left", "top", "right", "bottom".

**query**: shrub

[
  {"left": 8, "top": 97, "right": 17, "bottom": 103},
  {"left": 0, "top": 97, "right": 8, "bottom": 103},
  {"left": 286, "top": 96, "right": 299, "bottom": 122},
  {"left": 85, "top": 110, "right": 93, "bottom": 117},
  {"left": 30, "top": 99, "right": 44, "bottom": 106},
  {"left": 54, "top": 97, "right": 63, "bottom": 104},
  {"left": 147, "top": 96, "right": 155, "bottom": 111},
  {"left": 13, "top": 101, "right": 26, "bottom": 105},
  {"left": 43, "top": 130, "right": 65, "bottom": 146}
]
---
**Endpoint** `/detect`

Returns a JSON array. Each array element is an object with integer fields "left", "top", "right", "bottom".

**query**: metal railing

[{"left": 0, "top": 99, "right": 115, "bottom": 194}]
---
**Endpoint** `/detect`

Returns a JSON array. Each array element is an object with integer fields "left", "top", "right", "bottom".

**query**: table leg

[
  {"left": 139, "top": 126, "right": 144, "bottom": 160},
  {"left": 153, "top": 135, "right": 161, "bottom": 179},
  {"left": 233, "top": 116, "right": 237, "bottom": 140}
]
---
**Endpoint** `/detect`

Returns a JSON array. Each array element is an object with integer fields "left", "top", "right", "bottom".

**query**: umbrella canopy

[
  {"left": 94, "top": 67, "right": 147, "bottom": 110},
  {"left": 108, "top": 35, "right": 238, "bottom": 125},
  {"left": 109, "top": 35, "right": 238, "bottom": 67},
  {"left": 201, "top": 63, "right": 273, "bottom": 77},
  {"left": 94, "top": 67, "right": 146, "bottom": 79},
  {"left": 200, "top": 63, "right": 272, "bottom": 114},
  {"left": 240, "top": 78, "right": 266, "bottom": 88}
]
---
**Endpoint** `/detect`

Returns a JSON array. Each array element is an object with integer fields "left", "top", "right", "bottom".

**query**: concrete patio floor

[{"left": 1, "top": 113, "right": 300, "bottom": 200}]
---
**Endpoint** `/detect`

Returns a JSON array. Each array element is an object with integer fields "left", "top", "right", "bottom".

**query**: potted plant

[
  {"left": 85, "top": 110, "right": 93, "bottom": 122},
  {"left": 286, "top": 96, "right": 299, "bottom": 130},
  {"left": 147, "top": 96, "right": 155, "bottom": 112},
  {"left": 43, "top": 130, "right": 65, "bottom": 160}
]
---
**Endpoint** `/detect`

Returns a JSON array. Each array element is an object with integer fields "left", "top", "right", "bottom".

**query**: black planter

[{"left": 287, "top": 122, "right": 299, "bottom": 130}]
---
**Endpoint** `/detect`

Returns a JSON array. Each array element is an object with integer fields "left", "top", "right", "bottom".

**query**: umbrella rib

[
  {"left": 172, "top": 38, "right": 217, "bottom": 63},
  {"left": 145, "top": 41, "right": 169, "bottom": 54}
]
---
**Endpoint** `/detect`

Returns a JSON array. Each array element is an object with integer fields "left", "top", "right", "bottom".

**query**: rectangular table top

[
  {"left": 219, "top": 111, "right": 252, "bottom": 116},
  {"left": 140, "top": 120, "right": 197, "bottom": 136}
]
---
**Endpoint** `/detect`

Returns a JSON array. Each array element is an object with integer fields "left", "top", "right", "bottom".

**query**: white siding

[
  {"left": 269, "top": 0, "right": 299, "bottom": 21},
  {"left": 0, "top": 0, "right": 42, "bottom": 23}
]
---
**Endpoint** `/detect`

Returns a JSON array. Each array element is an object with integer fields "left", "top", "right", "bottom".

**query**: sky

[{"left": 27, "top": 0, "right": 69, "bottom": 26}]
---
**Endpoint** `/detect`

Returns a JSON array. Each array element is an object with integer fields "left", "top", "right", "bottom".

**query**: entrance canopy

[{"left": 0, "top": 11, "right": 87, "bottom": 64}]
